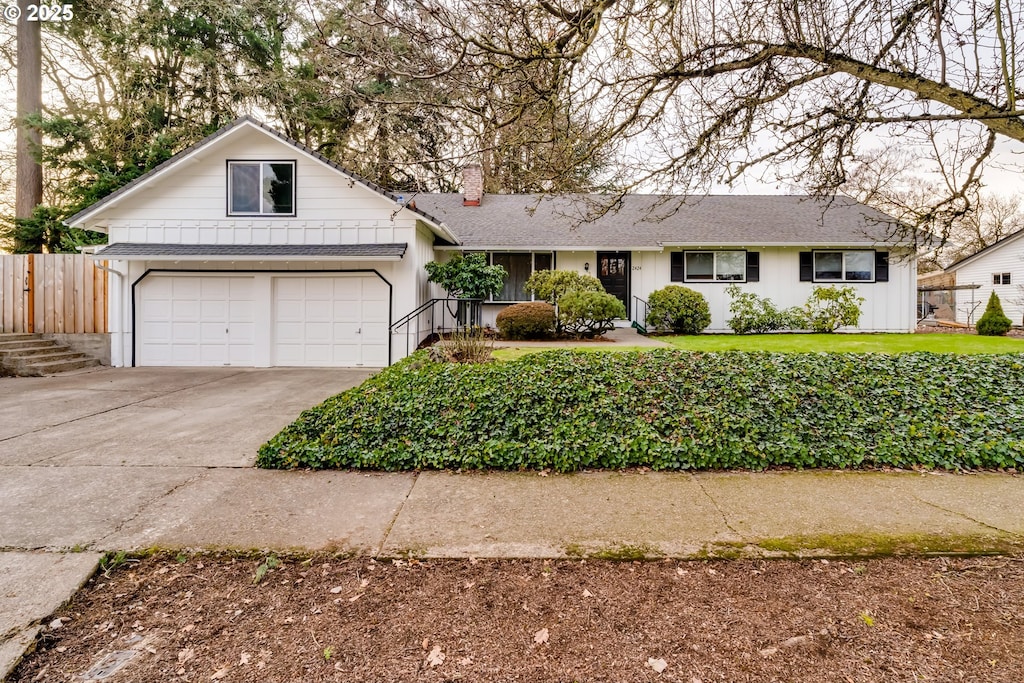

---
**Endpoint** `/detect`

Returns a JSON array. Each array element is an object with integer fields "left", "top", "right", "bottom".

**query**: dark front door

[{"left": 596, "top": 251, "right": 630, "bottom": 316}]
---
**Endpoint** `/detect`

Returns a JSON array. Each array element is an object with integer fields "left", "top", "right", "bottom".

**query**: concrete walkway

[{"left": 1, "top": 367, "right": 1022, "bottom": 678}]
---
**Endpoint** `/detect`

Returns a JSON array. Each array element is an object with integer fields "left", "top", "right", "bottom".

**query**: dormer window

[{"left": 228, "top": 161, "right": 295, "bottom": 216}]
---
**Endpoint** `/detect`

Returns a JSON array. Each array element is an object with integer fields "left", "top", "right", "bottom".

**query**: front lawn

[
  {"left": 661, "top": 332, "right": 1024, "bottom": 354},
  {"left": 258, "top": 350, "right": 1024, "bottom": 472}
]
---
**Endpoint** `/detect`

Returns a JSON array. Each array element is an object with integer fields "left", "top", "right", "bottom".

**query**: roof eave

[{"left": 88, "top": 252, "right": 404, "bottom": 262}]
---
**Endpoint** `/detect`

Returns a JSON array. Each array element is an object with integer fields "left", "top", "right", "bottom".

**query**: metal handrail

[
  {"left": 631, "top": 296, "right": 650, "bottom": 334},
  {"left": 391, "top": 298, "right": 484, "bottom": 359}
]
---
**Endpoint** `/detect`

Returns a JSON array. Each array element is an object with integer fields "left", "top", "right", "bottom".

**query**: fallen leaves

[
  {"left": 425, "top": 645, "right": 445, "bottom": 667},
  {"left": 646, "top": 657, "right": 668, "bottom": 673},
  {"left": 533, "top": 628, "right": 549, "bottom": 645}
]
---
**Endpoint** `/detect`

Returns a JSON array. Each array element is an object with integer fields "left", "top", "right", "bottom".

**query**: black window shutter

[
  {"left": 875, "top": 251, "right": 889, "bottom": 282},
  {"left": 670, "top": 252, "right": 684, "bottom": 282},
  {"left": 745, "top": 251, "right": 760, "bottom": 282},
  {"left": 799, "top": 252, "right": 813, "bottom": 281}
]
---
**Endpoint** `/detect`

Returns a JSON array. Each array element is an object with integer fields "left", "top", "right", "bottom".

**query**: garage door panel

[
  {"left": 272, "top": 275, "right": 389, "bottom": 367},
  {"left": 138, "top": 275, "right": 255, "bottom": 367}
]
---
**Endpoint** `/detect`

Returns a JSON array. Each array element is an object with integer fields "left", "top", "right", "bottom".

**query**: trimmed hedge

[
  {"left": 257, "top": 350, "right": 1024, "bottom": 472},
  {"left": 496, "top": 302, "right": 556, "bottom": 340}
]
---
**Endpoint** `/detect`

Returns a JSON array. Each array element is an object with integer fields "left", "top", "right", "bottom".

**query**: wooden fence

[{"left": 0, "top": 254, "right": 108, "bottom": 334}]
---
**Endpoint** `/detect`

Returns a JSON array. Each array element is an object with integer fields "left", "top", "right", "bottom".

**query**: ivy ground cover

[{"left": 257, "top": 350, "right": 1024, "bottom": 472}]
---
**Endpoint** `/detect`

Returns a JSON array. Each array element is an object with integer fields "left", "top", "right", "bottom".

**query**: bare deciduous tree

[{"left": 385, "top": 0, "right": 1022, "bottom": 225}]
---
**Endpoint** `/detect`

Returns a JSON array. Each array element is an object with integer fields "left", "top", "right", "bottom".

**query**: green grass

[
  {"left": 659, "top": 333, "right": 1024, "bottom": 354},
  {"left": 491, "top": 345, "right": 653, "bottom": 361}
]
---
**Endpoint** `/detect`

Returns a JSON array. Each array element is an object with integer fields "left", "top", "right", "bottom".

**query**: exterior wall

[
  {"left": 91, "top": 126, "right": 442, "bottom": 367},
  {"left": 473, "top": 247, "right": 916, "bottom": 332},
  {"left": 950, "top": 240, "right": 1024, "bottom": 326},
  {"left": 100, "top": 133, "right": 417, "bottom": 245}
]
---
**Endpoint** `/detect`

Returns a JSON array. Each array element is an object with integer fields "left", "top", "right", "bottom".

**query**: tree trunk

[{"left": 15, "top": 0, "right": 43, "bottom": 238}]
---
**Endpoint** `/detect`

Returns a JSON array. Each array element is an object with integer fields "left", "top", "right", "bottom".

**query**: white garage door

[
  {"left": 273, "top": 275, "right": 389, "bottom": 367},
  {"left": 138, "top": 276, "right": 255, "bottom": 366}
]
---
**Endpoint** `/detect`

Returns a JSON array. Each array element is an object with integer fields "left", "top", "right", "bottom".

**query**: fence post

[{"left": 26, "top": 253, "right": 35, "bottom": 334}]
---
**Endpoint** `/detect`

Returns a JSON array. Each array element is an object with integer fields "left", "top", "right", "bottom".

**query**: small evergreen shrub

[
  {"left": 646, "top": 285, "right": 711, "bottom": 334},
  {"left": 496, "top": 302, "right": 556, "bottom": 340},
  {"left": 802, "top": 285, "right": 864, "bottom": 332},
  {"left": 424, "top": 253, "right": 506, "bottom": 299},
  {"left": 557, "top": 291, "right": 626, "bottom": 338},
  {"left": 977, "top": 291, "right": 1012, "bottom": 336},
  {"left": 525, "top": 269, "right": 604, "bottom": 304},
  {"left": 725, "top": 284, "right": 805, "bottom": 333}
]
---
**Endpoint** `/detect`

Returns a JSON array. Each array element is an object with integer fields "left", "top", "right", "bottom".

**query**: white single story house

[
  {"left": 944, "top": 230, "right": 1024, "bottom": 326},
  {"left": 68, "top": 117, "right": 917, "bottom": 368}
]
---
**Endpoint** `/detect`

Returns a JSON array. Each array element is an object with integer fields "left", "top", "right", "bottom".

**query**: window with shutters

[
  {"left": 670, "top": 251, "right": 755, "bottom": 282},
  {"left": 801, "top": 250, "right": 879, "bottom": 282}
]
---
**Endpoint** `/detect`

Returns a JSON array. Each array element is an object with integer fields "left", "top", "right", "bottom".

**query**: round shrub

[
  {"left": 646, "top": 285, "right": 711, "bottom": 334},
  {"left": 496, "top": 302, "right": 556, "bottom": 340},
  {"left": 977, "top": 291, "right": 1012, "bottom": 336},
  {"left": 558, "top": 290, "right": 626, "bottom": 338}
]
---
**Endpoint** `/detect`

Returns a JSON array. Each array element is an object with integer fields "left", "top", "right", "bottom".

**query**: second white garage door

[{"left": 272, "top": 275, "right": 389, "bottom": 367}]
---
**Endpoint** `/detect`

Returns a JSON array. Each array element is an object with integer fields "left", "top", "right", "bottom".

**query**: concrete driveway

[{"left": 0, "top": 367, "right": 402, "bottom": 552}]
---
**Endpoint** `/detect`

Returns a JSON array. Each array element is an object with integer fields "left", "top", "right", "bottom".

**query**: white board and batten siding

[
  {"left": 948, "top": 233, "right": 1024, "bottom": 326},
  {"left": 90, "top": 123, "right": 438, "bottom": 368},
  {"left": 476, "top": 247, "right": 915, "bottom": 332}
]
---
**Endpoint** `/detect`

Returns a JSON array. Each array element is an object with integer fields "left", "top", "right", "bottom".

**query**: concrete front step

[
  {"left": 0, "top": 339, "right": 60, "bottom": 352},
  {"left": 0, "top": 333, "right": 40, "bottom": 341},
  {"left": 0, "top": 343, "right": 63, "bottom": 358},
  {"left": 19, "top": 357, "right": 102, "bottom": 376},
  {"left": 0, "top": 334, "right": 103, "bottom": 377}
]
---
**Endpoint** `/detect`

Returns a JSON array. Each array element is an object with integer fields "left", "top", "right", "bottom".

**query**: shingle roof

[
  {"left": 412, "top": 193, "right": 906, "bottom": 249},
  {"left": 94, "top": 243, "right": 407, "bottom": 260}
]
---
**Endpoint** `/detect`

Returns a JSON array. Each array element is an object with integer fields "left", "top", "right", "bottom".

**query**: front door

[{"left": 596, "top": 251, "right": 630, "bottom": 316}]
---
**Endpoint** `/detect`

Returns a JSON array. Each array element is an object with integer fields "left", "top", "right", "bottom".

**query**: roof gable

[
  {"left": 945, "top": 228, "right": 1024, "bottom": 272},
  {"left": 65, "top": 117, "right": 456, "bottom": 243}
]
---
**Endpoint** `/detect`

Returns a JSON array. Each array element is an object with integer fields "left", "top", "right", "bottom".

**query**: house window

[
  {"left": 671, "top": 251, "right": 748, "bottom": 282},
  {"left": 228, "top": 161, "right": 295, "bottom": 215},
  {"left": 813, "top": 250, "right": 874, "bottom": 282},
  {"left": 489, "top": 252, "right": 553, "bottom": 302},
  {"left": 993, "top": 273, "right": 1012, "bottom": 285}
]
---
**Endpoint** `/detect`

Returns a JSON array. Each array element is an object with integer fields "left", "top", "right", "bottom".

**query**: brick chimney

[{"left": 462, "top": 163, "right": 483, "bottom": 206}]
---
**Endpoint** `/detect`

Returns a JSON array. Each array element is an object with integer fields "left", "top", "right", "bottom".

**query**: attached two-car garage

[{"left": 136, "top": 272, "right": 390, "bottom": 368}]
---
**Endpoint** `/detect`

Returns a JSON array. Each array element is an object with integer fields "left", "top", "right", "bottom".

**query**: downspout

[{"left": 89, "top": 257, "right": 127, "bottom": 366}]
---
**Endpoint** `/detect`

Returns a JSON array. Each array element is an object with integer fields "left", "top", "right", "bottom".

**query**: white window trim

[
  {"left": 683, "top": 250, "right": 747, "bottom": 283},
  {"left": 227, "top": 160, "right": 296, "bottom": 217},
  {"left": 812, "top": 250, "right": 875, "bottom": 283},
  {"left": 487, "top": 252, "right": 555, "bottom": 303}
]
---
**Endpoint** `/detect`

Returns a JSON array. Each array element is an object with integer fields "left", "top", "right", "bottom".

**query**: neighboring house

[
  {"left": 68, "top": 117, "right": 916, "bottom": 369},
  {"left": 944, "top": 230, "right": 1024, "bottom": 326}
]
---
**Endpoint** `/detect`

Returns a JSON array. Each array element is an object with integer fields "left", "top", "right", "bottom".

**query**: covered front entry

[
  {"left": 135, "top": 272, "right": 390, "bottom": 368},
  {"left": 596, "top": 251, "right": 631, "bottom": 314}
]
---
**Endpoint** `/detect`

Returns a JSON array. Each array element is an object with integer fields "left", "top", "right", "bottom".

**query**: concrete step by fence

[{"left": 0, "top": 334, "right": 102, "bottom": 377}]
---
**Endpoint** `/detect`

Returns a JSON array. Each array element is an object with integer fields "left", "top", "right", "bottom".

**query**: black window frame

[
  {"left": 806, "top": 249, "right": 876, "bottom": 283},
  {"left": 670, "top": 250, "right": 751, "bottom": 283},
  {"left": 226, "top": 160, "right": 297, "bottom": 217},
  {"left": 487, "top": 251, "right": 556, "bottom": 303}
]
